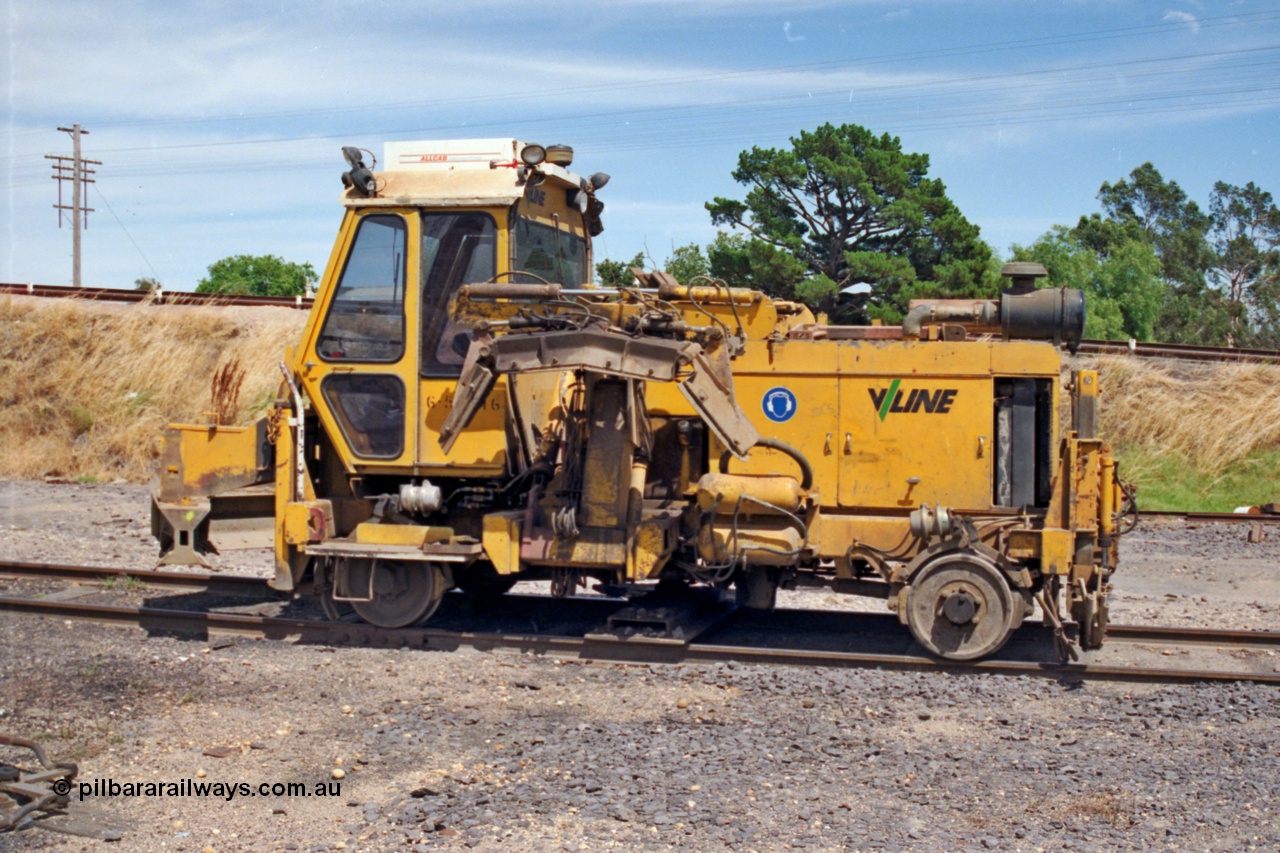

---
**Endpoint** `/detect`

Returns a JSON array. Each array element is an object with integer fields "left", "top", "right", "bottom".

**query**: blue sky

[{"left": 3, "top": 0, "right": 1279, "bottom": 290}]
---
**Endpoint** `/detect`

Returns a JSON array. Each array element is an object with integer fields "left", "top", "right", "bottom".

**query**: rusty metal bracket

[
  {"left": 1, "top": 735, "right": 75, "bottom": 833},
  {"left": 438, "top": 327, "right": 758, "bottom": 458}
]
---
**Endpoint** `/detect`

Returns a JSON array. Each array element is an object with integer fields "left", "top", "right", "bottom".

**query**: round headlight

[{"left": 519, "top": 144, "right": 546, "bottom": 166}]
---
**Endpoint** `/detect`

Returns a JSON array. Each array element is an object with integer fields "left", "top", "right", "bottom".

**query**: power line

[
  {"left": 2, "top": 37, "right": 1278, "bottom": 193},
  {"left": 91, "top": 183, "right": 159, "bottom": 281},
  {"left": 59, "top": 43, "right": 1280, "bottom": 161}
]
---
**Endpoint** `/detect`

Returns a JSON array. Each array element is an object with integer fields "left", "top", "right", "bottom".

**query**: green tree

[
  {"left": 706, "top": 232, "right": 807, "bottom": 299},
  {"left": 196, "top": 255, "right": 317, "bottom": 297},
  {"left": 134, "top": 276, "right": 162, "bottom": 292},
  {"left": 706, "top": 122, "right": 998, "bottom": 322},
  {"left": 1080, "top": 162, "right": 1218, "bottom": 343},
  {"left": 1011, "top": 227, "right": 1165, "bottom": 341},
  {"left": 595, "top": 252, "right": 646, "bottom": 288},
  {"left": 662, "top": 243, "right": 709, "bottom": 285},
  {"left": 1207, "top": 181, "right": 1280, "bottom": 345},
  {"left": 1095, "top": 162, "right": 1212, "bottom": 290}
]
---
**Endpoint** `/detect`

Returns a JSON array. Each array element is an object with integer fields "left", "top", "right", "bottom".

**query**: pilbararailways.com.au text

[{"left": 74, "top": 778, "right": 341, "bottom": 802}]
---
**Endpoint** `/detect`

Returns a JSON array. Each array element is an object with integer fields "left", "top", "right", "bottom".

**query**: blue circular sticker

[{"left": 762, "top": 387, "right": 797, "bottom": 423}]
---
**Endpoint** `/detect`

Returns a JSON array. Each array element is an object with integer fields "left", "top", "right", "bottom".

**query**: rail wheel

[
  {"left": 318, "top": 558, "right": 359, "bottom": 622},
  {"left": 904, "top": 552, "right": 1016, "bottom": 661},
  {"left": 346, "top": 559, "right": 445, "bottom": 629}
]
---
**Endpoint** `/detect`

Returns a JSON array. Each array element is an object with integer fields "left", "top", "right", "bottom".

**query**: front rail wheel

[
  {"left": 904, "top": 553, "right": 1016, "bottom": 661},
  {"left": 345, "top": 559, "right": 445, "bottom": 629}
]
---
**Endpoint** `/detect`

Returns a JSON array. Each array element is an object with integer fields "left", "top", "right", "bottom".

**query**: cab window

[
  {"left": 321, "top": 374, "right": 405, "bottom": 458},
  {"left": 317, "top": 215, "right": 407, "bottom": 363},
  {"left": 513, "top": 217, "right": 586, "bottom": 287},
  {"left": 420, "top": 212, "right": 497, "bottom": 377}
]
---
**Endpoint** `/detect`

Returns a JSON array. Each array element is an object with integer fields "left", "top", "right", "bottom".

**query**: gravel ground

[{"left": 3, "top": 480, "right": 1280, "bottom": 852}]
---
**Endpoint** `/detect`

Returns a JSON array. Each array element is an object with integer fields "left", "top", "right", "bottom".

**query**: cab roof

[{"left": 340, "top": 138, "right": 587, "bottom": 209}]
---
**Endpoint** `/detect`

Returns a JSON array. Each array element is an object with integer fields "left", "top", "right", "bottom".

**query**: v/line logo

[{"left": 868, "top": 379, "right": 959, "bottom": 421}]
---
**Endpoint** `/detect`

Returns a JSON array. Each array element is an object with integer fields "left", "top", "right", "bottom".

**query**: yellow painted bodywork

[
  {"left": 155, "top": 142, "right": 1114, "bottom": 604},
  {"left": 272, "top": 405, "right": 313, "bottom": 590},
  {"left": 156, "top": 420, "right": 270, "bottom": 502},
  {"left": 353, "top": 522, "right": 451, "bottom": 547},
  {"left": 483, "top": 511, "right": 523, "bottom": 575},
  {"left": 292, "top": 178, "right": 592, "bottom": 478},
  {"left": 656, "top": 337, "right": 1061, "bottom": 514},
  {"left": 282, "top": 500, "right": 334, "bottom": 546}
]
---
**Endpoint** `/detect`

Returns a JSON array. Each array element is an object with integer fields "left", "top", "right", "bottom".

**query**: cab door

[
  {"left": 416, "top": 211, "right": 509, "bottom": 474},
  {"left": 301, "top": 211, "right": 418, "bottom": 469}
]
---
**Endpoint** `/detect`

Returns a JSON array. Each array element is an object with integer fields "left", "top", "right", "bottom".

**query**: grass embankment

[
  {"left": 0, "top": 296, "right": 305, "bottom": 483},
  {"left": 1097, "top": 357, "right": 1280, "bottom": 512},
  {"left": 0, "top": 297, "right": 1275, "bottom": 510}
]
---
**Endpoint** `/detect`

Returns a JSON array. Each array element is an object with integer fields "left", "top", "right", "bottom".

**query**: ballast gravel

[{"left": 2, "top": 479, "right": 1280, "bottom": 852}]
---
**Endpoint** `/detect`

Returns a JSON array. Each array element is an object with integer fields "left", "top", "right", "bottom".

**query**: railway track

[
  {"left": 0, "top": 282, "right": 312, "bottom": 309},
  {"left": 2, "top": 561, "right": 1278, "bottom": 686},
  {"left": 1141, "top": 509, "right": 1280, "bottom": 524}
]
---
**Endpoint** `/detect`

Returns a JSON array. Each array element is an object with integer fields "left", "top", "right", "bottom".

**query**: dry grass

[
  {"left": 1093, "top": 356, "right": 1280, "bottom": 476},
  {"left": 0, "top": 295, "right": 305, "bottom": 482},
  {"left": 1, "top": 295, "right": 1273, "bottom": 493},
  {"left": 210, "top": 357, "right": 247, "bottom": 425}
]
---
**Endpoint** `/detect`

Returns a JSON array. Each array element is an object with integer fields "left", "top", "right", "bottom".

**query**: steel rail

[
  {"left": 2, "top": 584, "right": 1279, "bottom": 686},
  {"left": 7, "top": 560, "right": 1280, "bottom": 649},
  {"left": 1108, "top": 623, "right": 1280, "bottom": 649},
  {"left": 1138, "top": 509, "right": 1280, "bottom": 524},
  {"left": 0, "top": 560, "right": 273, "bottom": 597},
  {"left": 1075, "top": 339, "right": 1280, "bottom": 364},
  {"left": 0, "top": 282, "right": 313, "bottom": 309}
]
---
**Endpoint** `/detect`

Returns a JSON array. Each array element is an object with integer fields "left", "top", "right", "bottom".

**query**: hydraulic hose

[{"left": 718, "top": 436, "right": 814, "bottom": 490}]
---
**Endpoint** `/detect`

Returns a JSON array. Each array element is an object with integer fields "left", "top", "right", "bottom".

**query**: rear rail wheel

[{"left": 904, "top": 551, "right": 1016, "bottom": 661}]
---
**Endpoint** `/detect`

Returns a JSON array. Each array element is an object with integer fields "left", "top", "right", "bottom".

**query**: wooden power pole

[{"left": 45, "top": 125, "right": 101, "bottom": 288}]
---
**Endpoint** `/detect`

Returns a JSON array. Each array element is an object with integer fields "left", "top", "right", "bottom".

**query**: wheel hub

[{"left": 941, "top": 588, "right": 979, "bottom": 625}]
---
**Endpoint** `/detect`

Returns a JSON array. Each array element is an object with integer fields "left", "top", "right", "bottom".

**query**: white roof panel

[{"left": 384, "top": 139, "right": 520, "bottom": 171}]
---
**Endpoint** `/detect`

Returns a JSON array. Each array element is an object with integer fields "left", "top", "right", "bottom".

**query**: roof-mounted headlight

[
  {"left": 341, "top": 146, "right": 376, "bottom": 197},
  {"left": 519, "top": 144, "right": 546, "bottom": 166}
]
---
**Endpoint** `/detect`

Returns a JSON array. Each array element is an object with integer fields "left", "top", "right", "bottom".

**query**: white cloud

[
  {"left": 882, "top": 9, "right": 912, "bottom": 22},
  {"left": 1162, "top": 11, "right": 1200, "bottom": 33}
]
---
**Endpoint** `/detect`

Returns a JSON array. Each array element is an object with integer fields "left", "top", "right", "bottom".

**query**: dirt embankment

[
  {"left": 0, "top": 296, "right": 305, "bottom": 483},
  {"left": 2, "top": 295, "right": 1278, "bottom": 497}
]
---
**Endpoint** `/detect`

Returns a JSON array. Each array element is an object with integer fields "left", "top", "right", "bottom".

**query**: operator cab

[{"left": 301, "top": 139, "right": 609, "bottom": 475}]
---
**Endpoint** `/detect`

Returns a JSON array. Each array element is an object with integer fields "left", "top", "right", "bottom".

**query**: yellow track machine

[{"left": 152, "top": 139, "right": 1123, "bottom": 660}]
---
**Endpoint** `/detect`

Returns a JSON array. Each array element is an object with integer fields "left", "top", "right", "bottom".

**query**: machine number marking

[
  {"left": 424, "top": 392, "right": 501, "bottom": 412},
  {"left": 762, "top": 387, "right": 797, "bottom": 423}
]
